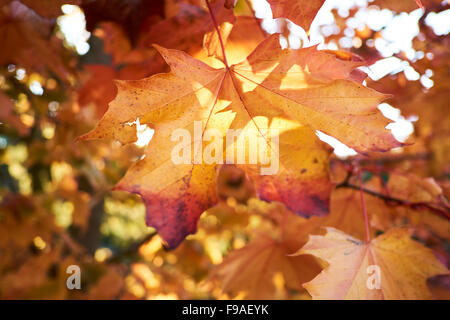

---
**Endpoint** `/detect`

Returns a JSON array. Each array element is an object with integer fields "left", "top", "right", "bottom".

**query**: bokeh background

[{"left": 0, "top": 0, "right": 449, "bottom": 299}]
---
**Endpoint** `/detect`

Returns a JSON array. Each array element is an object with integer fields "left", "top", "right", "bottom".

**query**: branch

[
  {"left": 205, "top": 0, "right": 229, "bottom": 68},
  {"left": 331, "top": 152, "right": 432, "bottom": 166},
  {"left": 336, "top": 181, "right": 450, "bottom": 220},
  {"left": 358, "top": 169, "right": 371, "bottom": 243}
]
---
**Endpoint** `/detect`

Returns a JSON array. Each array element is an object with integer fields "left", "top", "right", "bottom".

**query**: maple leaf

[
  {"left": 267, "top": 0, "right": 325, "bottom": 31},
  {"left": 293, "top": 172, "right": 449, "bottom": 244},
  {"left": 237, "top": 117, "right": 332, "bottom": 216},
  {"left": 78, "top": 65, "right": 118, "bottom": 117},
  {"left": 384, "top": 174, "right": 448, "bottom": 209},
  {"left": 93, "top": 22, "right": 134, "bottom": 65},
  {"left": 211, "top": 235, "right": 320, "bottom": 299},
  {"left": 296, "top": 227, "right": 449, "bottom": 299},
  {"left": 138, "top": 0, "right": 234, "bottom": 58},
  {"left": 321, "top": 188, "right": 382, "bottom": 240},
  {"left": 210, "top": 201, "right": 321, "bottom": 299},
  {"left": 194, "top": 15, "right": 269, "bottom": 67},
  {"left": 79, "top": 34, "right": 400, "bottom": 248},
  {"left": 78, "top": 1, "right": 238, "bottom": 118}
]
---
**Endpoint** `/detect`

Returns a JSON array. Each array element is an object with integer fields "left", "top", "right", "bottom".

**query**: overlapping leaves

[{"left": 80, "top": 30, "right": 400, "bottom": 247}]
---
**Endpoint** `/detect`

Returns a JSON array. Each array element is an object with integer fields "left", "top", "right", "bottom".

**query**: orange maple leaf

[
  {"left": 296, "top": 227, "right": 449, "bottom": 299},
  {"left": 210, "top": 200, "right": 322, "bottom": 299},
  {"left": 79, "top": 34, "right": 400, "bottom": 248}
]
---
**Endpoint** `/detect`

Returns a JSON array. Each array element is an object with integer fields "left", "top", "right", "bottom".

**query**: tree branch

[{"left": 336, "top": 181, "right": 450, "bottom": 220}]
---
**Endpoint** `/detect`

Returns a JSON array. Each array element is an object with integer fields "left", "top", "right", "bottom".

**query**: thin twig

[
  {"left": 331, "top": 152, "right": 432, "bottom": 165},
  {"left": 336, "top": 181, "right": 450, "bottom": 220}
]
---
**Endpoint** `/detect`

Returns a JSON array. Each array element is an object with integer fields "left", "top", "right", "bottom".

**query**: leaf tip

[{"left": 152, "top": 43, "right": 169, "bottom": 57}]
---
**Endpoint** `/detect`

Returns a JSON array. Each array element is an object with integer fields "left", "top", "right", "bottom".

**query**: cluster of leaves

[{"left": 0, "top": 0, "right": 449, "bottom": 299}]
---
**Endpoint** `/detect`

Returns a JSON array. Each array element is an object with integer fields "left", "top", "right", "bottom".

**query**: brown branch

[
  {"left": 336, "top": 181, "right": 450, "bottom": 220},
  {"left": 331, "top": 152, "right": 432, "bottom": 165},
  {"left": 358, "top": 170, "right": 371, "bottom": 243},
  {"left": 205, "top": 0, "right": 229, "bottom": 68}
]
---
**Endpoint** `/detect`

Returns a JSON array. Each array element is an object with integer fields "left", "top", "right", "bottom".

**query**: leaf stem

[
  {"left": 359, "top": 169, "right": 371, "bottom": 243},
  {"left": 205, "top": 0, "right": 230, "bottom": 68},
  {"left": 336, "top": 181, "right": 450, "bottom": 220}
]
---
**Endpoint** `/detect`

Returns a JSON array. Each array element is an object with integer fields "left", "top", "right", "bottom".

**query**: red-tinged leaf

[{"left": 79, "top": 34, "right": 400, "bottom": 248}]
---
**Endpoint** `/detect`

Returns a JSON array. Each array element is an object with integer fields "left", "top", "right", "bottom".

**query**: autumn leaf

[
  {"left": 296, "top": 227, "right": 449, "bottom": 299},
  {"left": 1, "top": 0, "right": 450, "bottom": 302},
  {"left": 300, "top": 173, "right": 449, "bottom": 243},
  {"left": 384, "top": 174, "right": 448, "bottom": 209},
  {"left": 321, "top": 188, "right": 382, "bottom": 240},
  {"left": 138, "top": 0, "right": 235, "bottom": 60},
  {"left": 194, "top": 15, "right": 268, "bottom": 67},
  {"left": 210, "top": 201, "right": 321, "bottom": 299},
  {"left": 78, "top": 1, "right": 239, "bottom": 118},
  {"left": 330, "top": 168, "right": 450, "bottom": 240},
  {"left": 210, "top": 235, "right": 320, "bottom": 299},
  {"left": 267, "top": 0, "right": 325, "bottom": 31},
  {"left": 78, "top": 65, "right": 119, "bottom": 117},
  {"left": 228, "top": 35, "right": 400, "bottom": 152},
  {"left": 93, "top": 22, "right": 134, "bottom": 65},
  {"left": 238, "top": 117, "right": 332, "bottom": 216},
  {"left": 364, "top": 173, "right": 450, "bottom": 240},
  {"left": 79, "top": 33, "right": 400, "bottom": 248}
]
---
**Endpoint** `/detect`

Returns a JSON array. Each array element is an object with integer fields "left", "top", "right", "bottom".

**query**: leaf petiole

[{"left": 205, "top": 0, "right": 230, "bottom": 69}]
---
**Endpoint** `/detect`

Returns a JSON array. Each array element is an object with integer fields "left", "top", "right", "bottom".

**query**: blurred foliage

[{"left": 0, "top": 0, "right": 449, "bottom": 299}]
